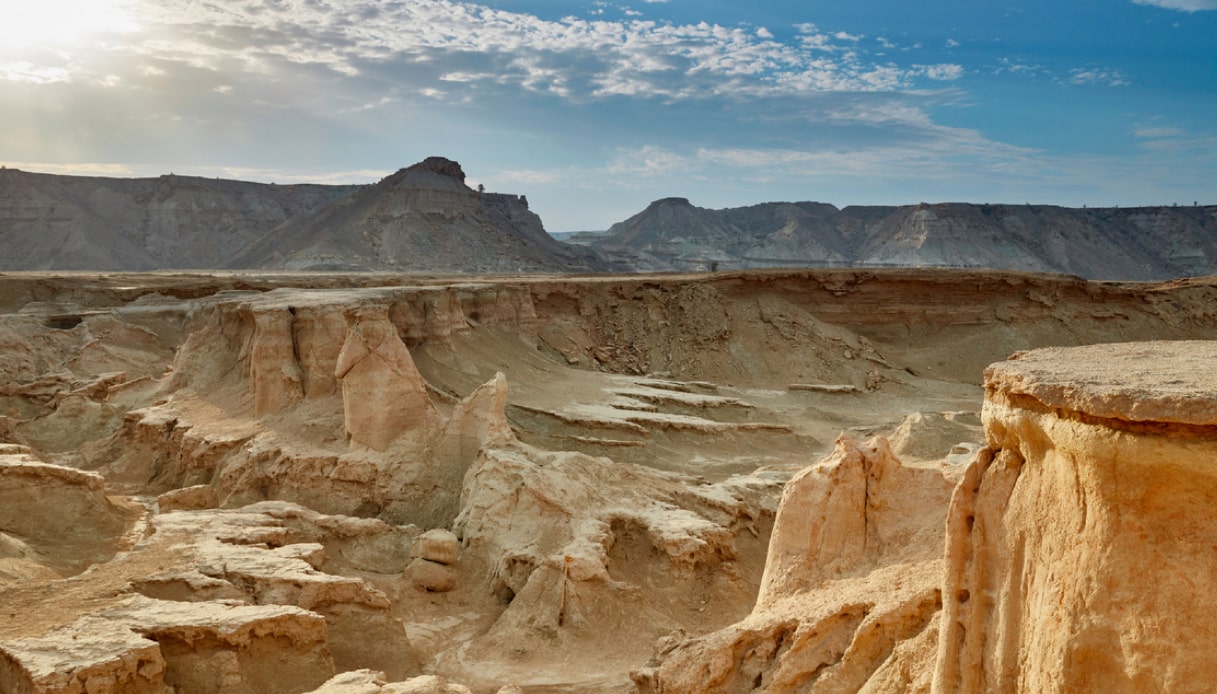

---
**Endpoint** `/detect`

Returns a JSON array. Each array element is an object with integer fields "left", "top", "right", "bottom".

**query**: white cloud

[
  {"left": 0, "top": 161, "right": 138, "bottom": 176},
  {"left": 0, "top": 61, "right": 73, "bottom": 84},
  {"left": 1066, "top": 67, "right": 1130, "bottom": 87},
  {"left": 1134, "top": 126, "right": 1185, "bottom": 138},
  {"left": 97, "top": 0, "right": 955, "bottom": 104},
  {"left": 919, "top": 64, "right": 964, "bottom": 80},
  {"left": 1131, "top": 0, "right": 1217, "bottom": 11},
  {"left": 945, "top": 38, "right": 960, "bottom": 48}
]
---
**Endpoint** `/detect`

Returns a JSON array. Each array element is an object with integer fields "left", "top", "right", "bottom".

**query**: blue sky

[{"left": 1, "top": 0, "right": 1214, "bottom": 231}]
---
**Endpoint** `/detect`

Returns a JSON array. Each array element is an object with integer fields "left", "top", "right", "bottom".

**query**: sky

[{"left": 1, "top": 0, "right": 1215, "bottom": 231}]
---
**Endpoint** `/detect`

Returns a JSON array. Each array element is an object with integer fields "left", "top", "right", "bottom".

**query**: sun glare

[{"left": 0, "top": 0, "right": 139, "bottom": 51}]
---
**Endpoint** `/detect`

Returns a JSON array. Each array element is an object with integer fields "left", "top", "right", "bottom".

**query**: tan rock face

[
  {"left": 412, "top": 530, "right": 460, "bottom": 566},
  {"left": 0, "top": 500, "right": 421, "bottom": 694},
  {"left": 334, "top": 308, "right": 440, "bottom": 451},
  {"left": 758, "top": 436, "right": 959, "bottom": 605},
  {"left": 0, "top": 450, "right": 131, "bottom": 579},
  {"left": 934, "top": 341, "right": 1217, "bottom": 694},
  {"left": 635, "top": 436, "right": 962, "bottom": 694}
]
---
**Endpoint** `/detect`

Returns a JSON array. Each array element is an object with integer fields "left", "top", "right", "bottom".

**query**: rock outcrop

[
  {"left": 445, "top": 440, "right": 782, "bottom": 689},
  {"left": 934, "top": 341, "right": 1217, "bottom": 693},
  {"left": 633, "top": 436, "right": 963, "bottom": 693},
  {"left": 89, "top": 287, "right": 526, "bottom": 527},
  {"left": 0, "top": 500, "right": 421, "bottom": 693},
  {"left": 334, "top": 307, "right": 442, "bottom": 451},
  {"left": 0, "top": 447, "right": 132, "bottom": 581}
]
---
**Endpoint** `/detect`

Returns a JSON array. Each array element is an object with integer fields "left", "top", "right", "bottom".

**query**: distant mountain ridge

[
  {"left": 0, "top": 168, "right": 358, "bottom": 271},
  {"left": 4, "top": 161, "right": 1216, "bottom": 279},
  {"left": 0, "top": 158, "right": 604, "bottom": 273},
  {"left": 585, "top": 197, "right": 1217, "bottom": 280},
  {"left": 227, "top": 157, "right": 603, "bottom": 272}
]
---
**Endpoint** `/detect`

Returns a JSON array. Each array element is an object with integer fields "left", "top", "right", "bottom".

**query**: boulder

[{"left": 411, "top": 529, "right": 460, "bottom": 566}]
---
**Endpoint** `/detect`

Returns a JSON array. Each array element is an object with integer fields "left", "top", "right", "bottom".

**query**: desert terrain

[{"left": 2, "top": 267, "right": 1216, "bottom": 692}]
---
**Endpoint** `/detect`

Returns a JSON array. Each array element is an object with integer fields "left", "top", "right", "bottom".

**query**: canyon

[{"left": 1, "top": 268, "right": 1215, "bottom": 692}]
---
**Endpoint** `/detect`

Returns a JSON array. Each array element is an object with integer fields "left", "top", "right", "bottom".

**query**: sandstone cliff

[
  {"left": 633, "top": 436, "right": 961, "bottom": 693},
  {"left": 934, "top": 341, "right": 1217, "bottom": 693},
  {"left": 590, "top": 197, "right": 1217, "bottom": 280}
]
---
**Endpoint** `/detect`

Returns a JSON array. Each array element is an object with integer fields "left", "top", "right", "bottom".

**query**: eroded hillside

[
  {"left": 1, "top": 269, "right": 1215, "bottom": 692},
  {"left": 586, "top": 197, "right": 1217, "bottom": 280}
]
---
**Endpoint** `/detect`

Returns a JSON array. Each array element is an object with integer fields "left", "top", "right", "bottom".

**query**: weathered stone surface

[
  {"left": 157, "top": 484, "right": 218, "bottom": 512},
  {"left": 0, "top": 500, "right": 422, "bottom": 693},
  {"left": 982, "top": 340, "right": 1217, "bottom": 425},
  {"left": 404, "top": 558, "right": 457, "bottom": 593},
  {"left": 306, "top": 670, "right": 474, "bottom": 694},
  {"left": 335, "top": 307, "right": 441, "bottom": 451},
  {"left": 635, "top": 436, "right": 960, "bottom": 693},
  {"left": 759, "top": 436, "right": 961, "bottom": 605},
  {"left": 933, "top": 341, "right": 1217, "bottom": 693},
  {"left": 1, "top": 595, "right": 333, "bottom": 694},
  {"left": 249, "top": 309, "right": 304, "bottom": 416},
  {"left": 440, "top": 439, "right": 781, "bottom": 688},
  {"left": 5, "top": 272, "right": 1217, "bottom": 694},
  {"left": 0, "top": 451, "right": 131, "bottom": 578},
  {"left": 411, "top": 530, "right": 460, "bottom": 566}
]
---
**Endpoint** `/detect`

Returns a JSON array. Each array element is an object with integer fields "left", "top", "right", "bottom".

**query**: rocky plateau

[
  {"left": 1, "top": 268, "right": 1216, "bottom": 692},
  {"left": 578, "top": 197, "right": 1217, "bottom": 280}
]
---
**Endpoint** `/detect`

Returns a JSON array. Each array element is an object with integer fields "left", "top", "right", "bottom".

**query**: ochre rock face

[
  {"left": 635, "top": 436, "right": 961, "bottom": 694},
  {"left": 934, "top": 341, "right": 1217, "bottom": 693},
  {"left": 334, "top": 308, "right": 440, "bottom": 451}
]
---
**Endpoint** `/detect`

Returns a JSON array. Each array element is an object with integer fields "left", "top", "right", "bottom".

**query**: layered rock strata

[
  {"left": 0, "top": 499, "right": 420, "bottom": 693},
  {"left": 933, "top": 341, "right": 1217, "bottom": 693},
  {"left": 633, "top": 436, "right": 964, "bottom": 693}
]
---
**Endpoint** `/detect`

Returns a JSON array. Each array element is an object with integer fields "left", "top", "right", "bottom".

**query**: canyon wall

[{"left": 934, "top": 341, "right": 1217, "bottom": 693}]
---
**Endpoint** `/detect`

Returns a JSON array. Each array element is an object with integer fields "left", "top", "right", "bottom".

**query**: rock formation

[
  {"left": 0, "top": 499, "right": 420, "bottom": 693},
  {"left": 224, "top": 157, "right": 605, "bottom": 273},
  {"left": 633, "top": 436, "right": 962, "bottom": 693},
  {"left": 933, "top": 341, "right": 1217, "bottom": 693},
  {"left": 0, "top": 159, "right": 603, "bottom": 273},
  {"left": 2, "top": 270, "right": 1217, "bottom": 692},
  {"left": 6, "top": 161, "right": 1217, "bottom": 278},
  {"left": 587, "top": 197, "right": 1217, "bottom": 280},
  {"left": 334, "top": 307, "right": 441, "bottom": 451},
  {"left": 0, "top": 167, "right": 357, "bottom": 271}
]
